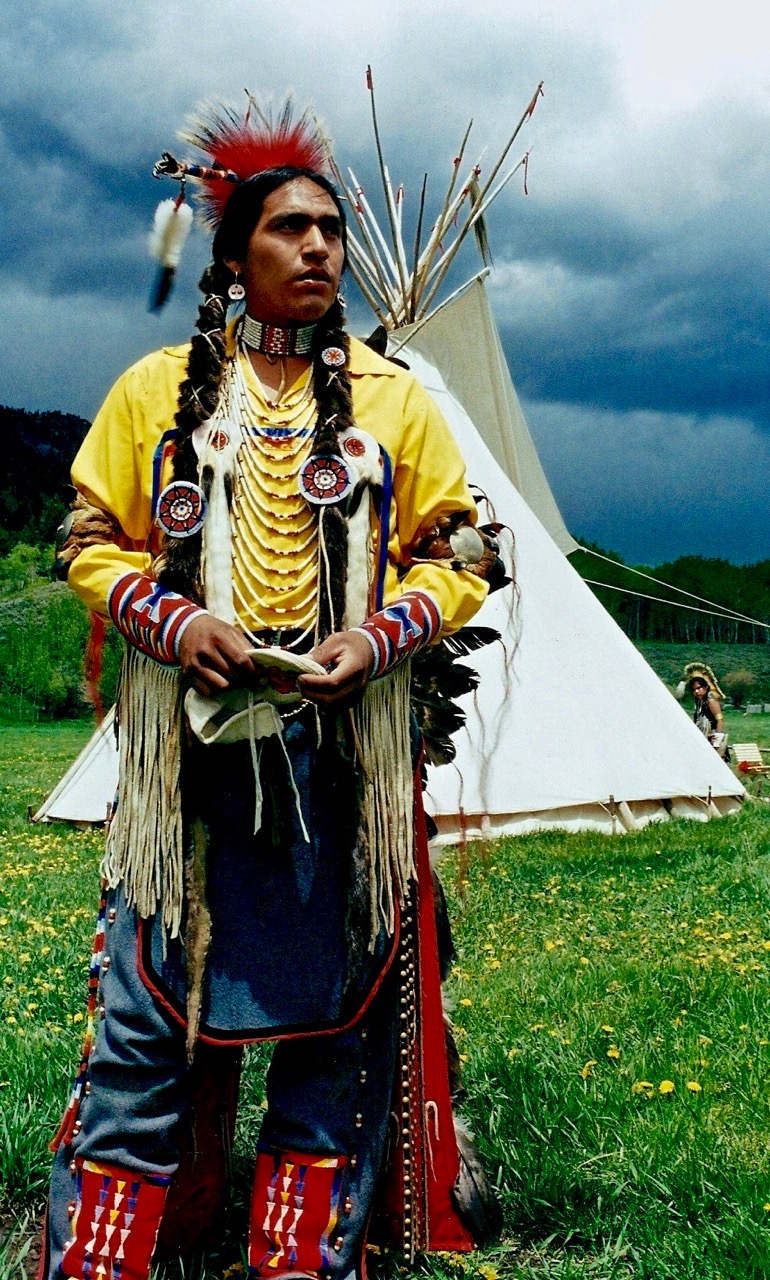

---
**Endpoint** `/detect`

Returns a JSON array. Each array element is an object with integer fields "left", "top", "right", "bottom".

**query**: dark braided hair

[{"left": 159, "top": 167, "right": 355, "bottom": 634}]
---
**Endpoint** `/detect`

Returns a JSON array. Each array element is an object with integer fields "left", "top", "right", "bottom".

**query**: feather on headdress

[
  {"left": 180, "top": 97, "right": 330, "bottom": 227},
  {"left": 153, "top": 96, "right": 330, "bottom": 228}
]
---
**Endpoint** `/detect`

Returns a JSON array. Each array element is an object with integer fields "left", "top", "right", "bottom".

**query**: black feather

[
  {"left": 149, "top": 265, "right": 176, "bottom": 313},
  {"left": 442, "top": 625, "right": 500, "bottom": 657},
  {"left": 364, "top": 325, "right": 389, "bottom": 355},
  {"left": 411, "top": 625, "right": 500, "bottom": 765},
  {"left": 451, "top": 1119, "right": 503, "bottom": 1246}
]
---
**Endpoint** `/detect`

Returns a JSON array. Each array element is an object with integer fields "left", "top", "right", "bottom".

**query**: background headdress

[
  {"left": 684, "top": 661, "right": 725, "bottom": 700},
  {"left": 149, "top": 94, "right": 331, "bottom": 308}
]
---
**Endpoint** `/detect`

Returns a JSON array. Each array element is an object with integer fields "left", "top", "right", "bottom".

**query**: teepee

[{"left": 391, "top": 296, "right": 744, "bottom": 838}]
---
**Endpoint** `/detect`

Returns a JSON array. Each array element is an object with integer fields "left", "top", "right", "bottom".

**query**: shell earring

[{"left": 228, "top": 271, "right": 246, "bottom": 302}]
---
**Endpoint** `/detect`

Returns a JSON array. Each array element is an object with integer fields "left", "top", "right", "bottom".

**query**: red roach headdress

[
  {"left": 149, "top": 94, "right": 331, "bottom": 308},
  {"left": 153, "top": 95, "right": 331, "bottom": 227}
]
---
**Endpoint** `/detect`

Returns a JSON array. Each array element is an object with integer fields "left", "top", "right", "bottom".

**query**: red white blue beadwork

[
  {"left": 156, "top": 481, "right": 207, "bottom": 538},
  {"left": 299, "top": 454, "right": 352, "bottom": 505}
]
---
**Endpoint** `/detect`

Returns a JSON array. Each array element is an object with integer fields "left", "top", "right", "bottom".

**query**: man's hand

[
  {"left": 178, "top": 614, "right": 257, "bottom": 697},
  {"left": 299, "top": 631, "right": 374, "bottom": 706}
]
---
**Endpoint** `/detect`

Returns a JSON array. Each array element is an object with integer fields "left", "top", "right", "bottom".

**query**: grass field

[{"left": 2, "top": 720, "right": 770, "bottom": 1278}]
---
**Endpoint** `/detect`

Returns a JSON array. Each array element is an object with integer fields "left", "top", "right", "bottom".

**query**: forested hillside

[
  {"left": 1, "top": 405, "right": 91, "bottom": 554},
  {"left": 572, "top": 542, "right": 770, "bottom": 646}
]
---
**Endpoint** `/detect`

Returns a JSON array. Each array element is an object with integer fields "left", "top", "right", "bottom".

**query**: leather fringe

[
  {"left": 352, "top": 662, "right": 414, "bottom": 945},
  {"left": 101, "top": 648, "right": 185, "bottom": 939}
]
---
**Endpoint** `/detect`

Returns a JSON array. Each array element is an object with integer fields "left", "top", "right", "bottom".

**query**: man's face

[{"left": 233, "top": 177, "right": 345, "bottom": 325}]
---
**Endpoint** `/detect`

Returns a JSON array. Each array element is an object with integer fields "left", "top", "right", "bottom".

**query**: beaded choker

[{"left": 241, "top": 314, "right": 317, "bottom": 358}]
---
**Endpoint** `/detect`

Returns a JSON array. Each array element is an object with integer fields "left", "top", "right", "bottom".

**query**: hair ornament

[
  {"left": 299, "top": 454, "right": 353, "bottom": 506},
  {"left": 321, "top": 346, "right": 346, "bottom": 368},
  {"left": 156, "top": 481, "right": 207, "bottom": 538},
  {"left": 148, "top": 189, "right": 194, "bottom": 312}
]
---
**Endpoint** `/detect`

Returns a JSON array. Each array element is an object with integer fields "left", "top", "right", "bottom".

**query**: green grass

[{"left": 2, "top": 721, "right": 770, "bottom": 1277}]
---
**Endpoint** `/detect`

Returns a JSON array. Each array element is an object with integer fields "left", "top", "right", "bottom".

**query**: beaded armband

[
  {"left": 107, "top": 571, "right": 205, "bottom": 666},
  {"left": 353, "top": 590, "right": 442, "bottom": 679}
]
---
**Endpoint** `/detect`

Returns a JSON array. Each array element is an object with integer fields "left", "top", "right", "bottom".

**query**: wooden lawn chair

[{"left": 733, "top": 743, "right": 770, "bottom": 777}]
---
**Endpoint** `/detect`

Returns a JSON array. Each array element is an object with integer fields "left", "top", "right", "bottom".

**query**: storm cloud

[{"left": 2, "top": 0, "right": 768, "bottom": 564}]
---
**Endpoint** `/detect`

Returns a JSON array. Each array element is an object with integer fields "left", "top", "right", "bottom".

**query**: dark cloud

[
  {"left": 0, "top": 0, "right": 767, "bottom": 564},
  {"left": 525, "top": 400, "right": 770, "bottom": 565}
]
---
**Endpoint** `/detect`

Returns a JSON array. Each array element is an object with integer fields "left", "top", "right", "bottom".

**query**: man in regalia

[{"left": 43, "top": 99, "right": 499, "bottom": 1280}]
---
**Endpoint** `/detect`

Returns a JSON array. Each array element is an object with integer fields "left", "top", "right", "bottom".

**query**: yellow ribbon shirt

[{"left": 68, "top": 336, "right": 488, "bottom": 638}]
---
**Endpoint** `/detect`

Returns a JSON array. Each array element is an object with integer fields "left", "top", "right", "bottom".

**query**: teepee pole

[
  {"left": 345, "top": 238, "right": 390, "bottom": 323},
  {"left": 418, "top": 154, "right": 528, "bottom": 315},
  {"left": 366, "top": 66, "right": 411, "bottom": 303},
  {"left": 410, "top": 153, "right": 486, "bottom": 315},
  {"left": 408, "top": 174, "right": 428, "bottom": 322},
  {"left": 330, "top": 158, "right": 402, "bottom": 324},
  {"left": 472, "top": 82, "right": 543, "bottom": 210}
]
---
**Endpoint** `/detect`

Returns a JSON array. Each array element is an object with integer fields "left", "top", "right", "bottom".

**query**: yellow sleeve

[
  {"left": 385, "top": 376, "right": 488, "bottom": 635},
  {"left": 67, "top": 360, "right": 158, "bottom": 617}
]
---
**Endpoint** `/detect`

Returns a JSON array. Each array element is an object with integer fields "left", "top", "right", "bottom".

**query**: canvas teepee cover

[
  {"left": 390, "top": 289, "right": 744, "bottom": 840},
  {"left": 32, "top": 707, "right": 117, "bottom": 826}
]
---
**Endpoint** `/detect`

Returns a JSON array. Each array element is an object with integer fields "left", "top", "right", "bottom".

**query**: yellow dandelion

[
  {"left": 459, "top": 998, "right": 473, "bottom": 1008},
  {"left": 686, "top": 1081, "right": 702, "bottom": 1093},
  {"left": 579, "top": 956, "right": 590, "bottom": 966},
  {"left": 764, "top": 1204, "right": 770, "bottom": 1212},
  {"left": 580, "top": 1060, "right": 598, "bottom": 1080},
  {"left": 601, "top": 1024, "right": 614, "bottom": 1033},
  {"left": 659, "top": 1080, "right": 675, "bottom": 1095},
  {"left": 631, "top": 1081, "right": 655, "bottom": 1096},
  {"left": 477, "top": 1266, "right": 499, "bottom": 1280},
  {"left": 606, "top": 1045, "right": 621, "bottom": 1059}
]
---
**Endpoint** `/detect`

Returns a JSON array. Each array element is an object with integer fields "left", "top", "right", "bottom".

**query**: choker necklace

[{"left": 241, "top": 314, "right": 317, "bottom": 358}]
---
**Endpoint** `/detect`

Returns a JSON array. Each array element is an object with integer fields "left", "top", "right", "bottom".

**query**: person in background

[{"left": 677, "top": 662, "right": 728, "bottom": 757}]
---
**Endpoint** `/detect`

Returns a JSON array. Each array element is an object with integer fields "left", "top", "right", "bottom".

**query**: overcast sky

[{"left": 2, "top": 0, "right": 768, "bottom": 565}]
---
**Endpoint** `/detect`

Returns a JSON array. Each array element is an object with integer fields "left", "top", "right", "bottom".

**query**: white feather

[{"left": 149, "top": 198, "right": 193, "bottom": 268}]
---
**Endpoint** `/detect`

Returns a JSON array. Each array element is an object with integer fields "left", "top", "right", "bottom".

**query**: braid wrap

[
  {"left": 157, "top": 264, "right": 230, "bottom": 600},
  {"left": 310, "top": 297, "right": 353, "bottom": 640}
]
